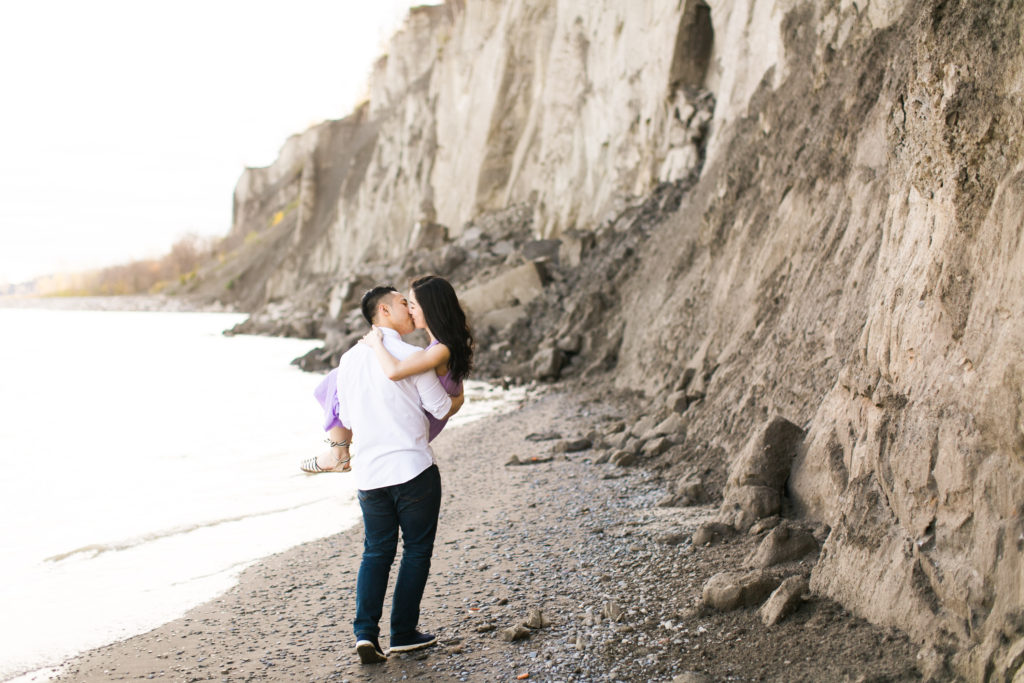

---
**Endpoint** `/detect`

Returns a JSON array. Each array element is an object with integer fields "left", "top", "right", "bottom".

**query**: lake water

[{"left": 0, "top": 305, "right": 521, "bottom": 681}]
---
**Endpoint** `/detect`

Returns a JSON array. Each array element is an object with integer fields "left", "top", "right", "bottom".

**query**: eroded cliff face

[
  {"left": 201, "top": 0, "right": 1023, "bottom": 678},
  {"left": 612, "top": 2, "right": 1023, "bottom": 678},
  {"left": 219, "top": 0, "right": 714, "bottom": 308}
]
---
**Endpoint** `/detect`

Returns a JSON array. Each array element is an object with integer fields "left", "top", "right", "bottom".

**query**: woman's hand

[
  {"left": 445, "top": 390, "right": 465, "bottom": 419},
  {"left": 360, "top": 326, "right": 384, "bottom": 348}
]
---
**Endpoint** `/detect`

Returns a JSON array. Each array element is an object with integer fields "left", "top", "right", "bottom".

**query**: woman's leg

[{"left": 318, "top": 425, "right": 352, "bottom": 470}]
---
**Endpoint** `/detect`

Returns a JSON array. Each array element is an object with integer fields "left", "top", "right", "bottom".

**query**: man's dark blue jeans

[{"left": 354, "top": 464, "right": 442, "bottom": 642}]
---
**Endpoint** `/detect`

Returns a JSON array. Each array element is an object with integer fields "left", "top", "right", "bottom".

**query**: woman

[{"left": 300, "top": 275, "right": 473, "bottom": 473}]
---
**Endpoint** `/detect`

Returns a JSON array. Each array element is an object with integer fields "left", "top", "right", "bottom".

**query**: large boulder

[
  {"left": 746, "top": 522, "right": 819, "bottom": 568},
  {"left": 460, "top": 263, "right": 545, "bottom": 322},
  {"left": 718, "top": 417, "right": 805, "bottom": 531}
]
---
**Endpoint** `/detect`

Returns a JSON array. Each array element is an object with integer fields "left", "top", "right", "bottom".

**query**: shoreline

[
  {"left": 40, "top": 388, "right": 922, "bottom": 682},
  {"left": 0, "top": 295, "right": 237, "bottom": 314}
]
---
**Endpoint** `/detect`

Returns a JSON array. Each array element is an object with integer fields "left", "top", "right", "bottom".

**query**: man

[{"left": 334, "top": 285, "right": 463, "bottom": 664}]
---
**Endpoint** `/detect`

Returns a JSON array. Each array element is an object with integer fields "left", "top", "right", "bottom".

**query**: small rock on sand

[
  {"left": 760, "top": 576, "right": 809, "bottom": 626},
  {"left": 499, "top": 625, "right": 532, "bottom": 642},
  {"left": 702, "top": 569, "right": 782, "bottom": 611}
]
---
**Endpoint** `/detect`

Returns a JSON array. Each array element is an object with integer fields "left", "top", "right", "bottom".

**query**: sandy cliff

[
  {"left": 186, "top": 1, "right": 1023, "bottom": 678},
  {"left": 613, "top": 3, "right": 1023, "bottom": 679}
]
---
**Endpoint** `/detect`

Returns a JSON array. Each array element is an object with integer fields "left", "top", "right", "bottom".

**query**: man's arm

[
  {"left": 383, "top": 335, "right": 453, "bottom": 419},
  {"left": 412, "top": 369, "right": 452, "bottom": 420}
]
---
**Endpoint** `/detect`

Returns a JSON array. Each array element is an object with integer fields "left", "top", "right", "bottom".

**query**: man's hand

[{"left": 444, "top": 390, "right": 465, "bottom": 419}]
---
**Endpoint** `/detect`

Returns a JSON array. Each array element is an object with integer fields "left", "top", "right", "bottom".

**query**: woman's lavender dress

[{"left": 425, "top": 370, "right": 462, "bottom": 441}]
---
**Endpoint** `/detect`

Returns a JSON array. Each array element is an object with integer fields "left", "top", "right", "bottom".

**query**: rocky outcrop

[
  {"left": 184, "top": 0, "right": 1024, "bottom": 678},
  {"left": 611, "top": 2, "right": 1024, "bottom": 679},
  {"left": 189, "top": 1, "right": 715, "bottom": 313}
]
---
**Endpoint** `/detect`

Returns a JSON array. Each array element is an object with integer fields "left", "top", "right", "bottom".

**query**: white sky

[{"left": 0, "top": 1, "right": 432, "bottom": 285}]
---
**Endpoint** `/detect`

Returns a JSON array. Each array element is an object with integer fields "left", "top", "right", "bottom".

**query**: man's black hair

[{"left": 360, "top": 285, "right": 398, "bottom": 325}]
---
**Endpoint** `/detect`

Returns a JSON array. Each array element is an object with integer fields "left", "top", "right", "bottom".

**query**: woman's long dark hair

[{"left": 411, "top": 275, "right": 473, "bottom": 383}]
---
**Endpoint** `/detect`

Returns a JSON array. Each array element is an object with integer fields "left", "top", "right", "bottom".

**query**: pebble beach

[{"left": 42, "top": 388, "right": 922, "bottom": 682}]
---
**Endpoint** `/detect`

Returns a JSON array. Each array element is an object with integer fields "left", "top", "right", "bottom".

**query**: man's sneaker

[
  {"left": 355, "top": 637, "right": 387, "bottom": 664},
  {"left": 388, "top": 630, "right": 437, "bottom": 653}
]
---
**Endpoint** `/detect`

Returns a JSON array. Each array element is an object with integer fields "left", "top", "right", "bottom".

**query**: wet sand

[{"left": 44, "top": 388, "right": 921, "bottom": 682}]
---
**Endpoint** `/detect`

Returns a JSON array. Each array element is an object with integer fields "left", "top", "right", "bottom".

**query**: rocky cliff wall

[
  {"left": 220, "top": 0, "right": 715, "bottom": 308},
  {"left": 612, "top": 2, "right": 1023, "bottom": 679},
  {"left": 197, "top": 0, "right": 1023, "bottom": 678}
]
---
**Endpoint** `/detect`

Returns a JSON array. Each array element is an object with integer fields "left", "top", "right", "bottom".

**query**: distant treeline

[{"left": 37, "top": 233, "right": 223, "bottom": 297}]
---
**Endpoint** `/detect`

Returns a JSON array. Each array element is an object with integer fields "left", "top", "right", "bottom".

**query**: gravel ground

[{"left": 50, "top": 388, "right": 922, "bottom": 682}]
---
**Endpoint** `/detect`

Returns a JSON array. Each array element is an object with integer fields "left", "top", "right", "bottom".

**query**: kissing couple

[{"left": 301, "top": 274, "right": 474, "bottom": 663}]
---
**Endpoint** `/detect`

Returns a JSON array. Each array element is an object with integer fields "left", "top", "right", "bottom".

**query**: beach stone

[
  {"left": 677, "top": 366, "right": 698, "bottom": 390},
  {"left": 531, "top": 347, "right": 564, "bottom": 380},
  {"left": 674, "top": 476, "right": 708, "bottom": 506},
  {"left": 524, "top": 608, "right": 550, "bottom": 629},
  {"left": 499, "top": 625, "right": 532, "bottom": 642},
  {"left": 558, "top": 229, "right": 595, "bottom": 268},
  {"left": 642, "top": 436, "right": 672, "bottom": 457},
  {"left": 593, "top": 451, "right": 611, "bottom": 465},
  {"left": 702, "top": 570, "right": 782, "bottom": 611},
  {"left": 556, "top": 334, "right": 582, "bottom": 354},
  {"left": 491, "top": 239, "right": 515, "bottom": 256},
  {"left": 718, "top": 485, "right": 782, "bottom": 532},
  {"left": 604, "top": 421, "right": 626, "bottom": 434},
  {"left": 522, "top": 238, "right": 561, "bottom": 263},
  {"left": 656, "top": 493, "right": 678, "bottom": 507},
  {"left": 759, "top": 576, "right": 809, "bottom": 626},
  {"left": 672, "top": 673, "right": 713, "bottom": 683},
  {"left": 630, "top": 413, "right": 662, "bottom": 438},
  {"left": 746, "top": 523, "right": 820, "bottom": 568},
  {"left": 653, "top": 413, "right": 687, "bottom": 439},
  {"left": 749, "top": 515, "right": 783, "bottom": 535},
  {"left": 554, "top": 438, "right": 593, "bottom": 453},
  {"left": 611, "top": 451, "right": 636, "bottom": 467},
  {"left": 458, "top": 225, "right": 483, "bottom": 245},
  {"left": 692, "top": 521, "right": 735, "bottom": 546},
  {"left": 607, "top": 431, "right": 632, "bottom": 450},
  {"left": 667, "top": 391, "right": 689, "bottom": 413},
  {"left": 654, "top": 530, "right": 690, "bottom": 546}
]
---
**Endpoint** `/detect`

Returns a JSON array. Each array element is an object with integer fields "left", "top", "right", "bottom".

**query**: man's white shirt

[{"left": 335, "top": 327, "right": 452, "bottom": 490}]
